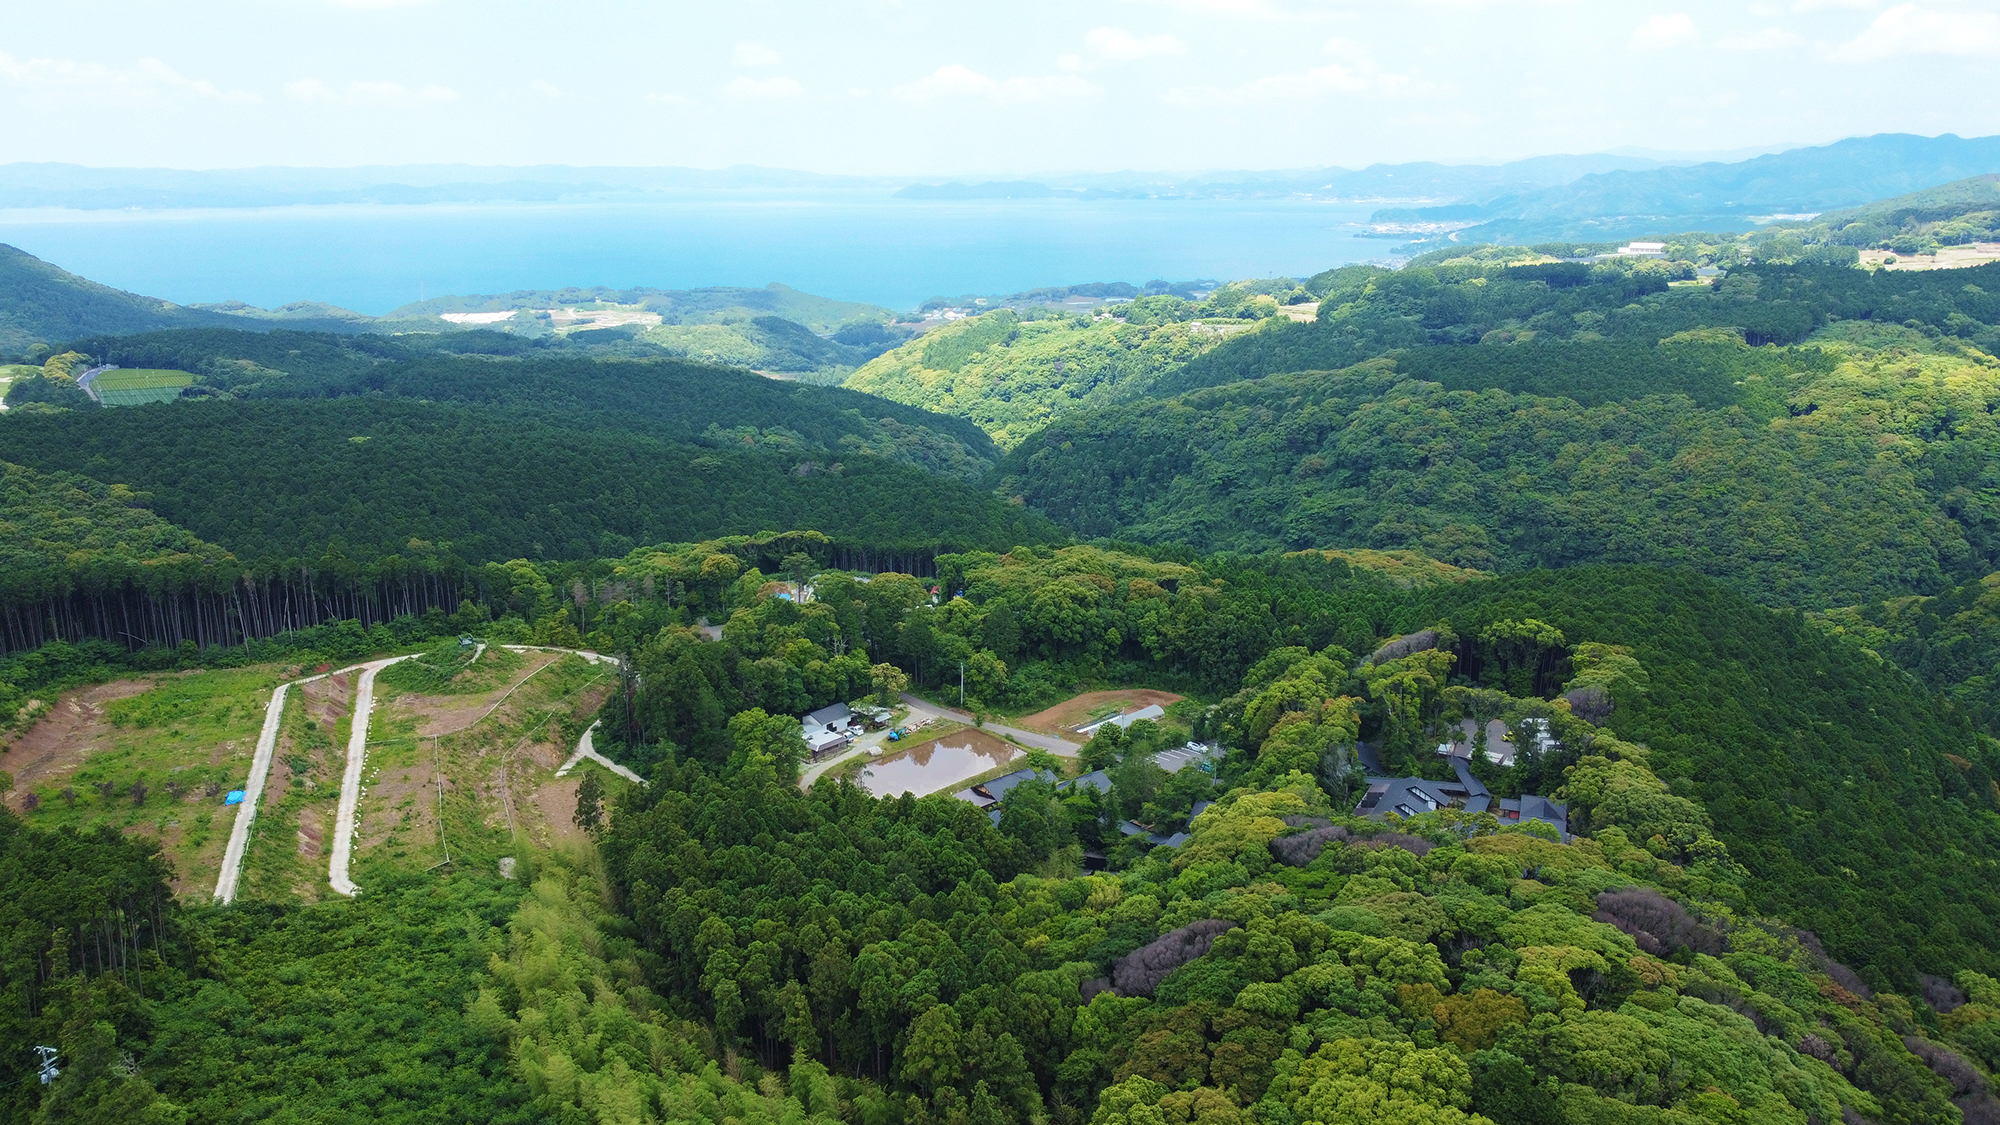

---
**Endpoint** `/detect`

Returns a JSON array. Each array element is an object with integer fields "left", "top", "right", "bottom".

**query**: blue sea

[{"left": 0, "top": 197, "right": 1396, "bottom": 315}]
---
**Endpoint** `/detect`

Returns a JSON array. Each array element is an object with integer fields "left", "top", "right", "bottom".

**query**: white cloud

[
  {"left": 529, "top": 79, "right": 564, "bottom": 98},
  {"left": 321, "top": 0, "right": 438, "bottom": 7},
  {"left": 1717, "top": 27, "right": 1803, "bottom": 49},
  {"left": 286, "top": 78, "right": 457, "bottom": 106},
  {"left": 0, "top": 53, "right": 259, "bottom": 106},
  {"left": 893, "top": 64, "right": 1098, "bottom": 104},
  {"left": 1791, "top": 0, "right": 1877, "bottom": 11},
  {"left": 645, "top": 92, "right": 695, "bottom": 106},
  {"left": 733, "top": 42, "right": 781, "bottom": 67},
  {"left": 725, "top": 75, "right": 804, "bottom": 98},
  {"left": 1631, "top": 13, "right": 1699, "bottom": 48},
  {"left": 1832, "top": 3, "right": 2000, "bottom": 58},
  {"left": 1085, "top": 27, "right": 1188, "bottom": 61}
]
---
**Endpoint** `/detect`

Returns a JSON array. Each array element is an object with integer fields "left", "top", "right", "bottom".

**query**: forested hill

[
  {"left": 128, "top": 330, "right": 997, "bottom": 473},
  {"left": 0, "top": 326, "right": 1060, "bottom": 578},
  {"left": 988, "top": 258, "right": 2000, "bottom": 608},
  {"left": 0, "top": 460, "right": 235, "bottom": 602},
  {"left": 841, "top": 282, "right": 1309, "bottom": 448},
  {"left": 1163, "top": 258, "right": 2000, "bottom": 396},
  {"left": 15, "top": 545, "right": 2000, "bottom": 1125},
  {"left": 0, "top": 243, "right": 244, "bottom": 356},
  {"left": 0, "top": 396, "right": 1054, "bottom": 568},
  {"left": 1779, "top": 173, "right": 2000, "bottom": 257}
]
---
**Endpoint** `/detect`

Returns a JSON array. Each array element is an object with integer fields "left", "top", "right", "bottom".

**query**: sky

[{"left": 0, "top": 0, "right": 1996, "bottom": 174}]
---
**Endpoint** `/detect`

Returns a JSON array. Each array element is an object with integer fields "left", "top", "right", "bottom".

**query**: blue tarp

[{"left": 224, "top": 790, "right": 246, "bottom": 805}]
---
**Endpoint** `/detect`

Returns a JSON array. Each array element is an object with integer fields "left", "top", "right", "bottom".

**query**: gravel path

[
  {"left": 900, "top": 693, "right": 1082, "bottom": 756},
  {"left": 212, "top": 679, "right": 298, "bottom": 903},
  {"left": 328, "top": 654, "right": 418, "bottom": 897},
  {"left": 555, "top": 720, "right": 646, "bottom": 784}
]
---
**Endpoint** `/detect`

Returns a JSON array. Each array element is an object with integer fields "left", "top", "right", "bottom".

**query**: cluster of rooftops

[
  {"left": 835, "top": 693, "right": 1566, "bottom": 845},
  {"left": 1356, "top": 717, "right": 1568, "bottom": 839},
  {"left": 953, "top": 740, "right": 1218, "bottom": 847}
]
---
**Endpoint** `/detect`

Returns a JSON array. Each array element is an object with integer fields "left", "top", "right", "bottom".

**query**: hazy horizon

[{"left": 6, "top": 1, "right": 1995, "bottom": 173}]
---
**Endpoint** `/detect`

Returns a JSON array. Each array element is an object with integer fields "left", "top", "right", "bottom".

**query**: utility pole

[{"left": 959, "top": 661, "right": 965, "bottom": 708}]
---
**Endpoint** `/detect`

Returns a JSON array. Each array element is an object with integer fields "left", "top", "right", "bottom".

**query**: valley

[{"left": 10, "top": 138, "right": 2000, "bottom": 1125}]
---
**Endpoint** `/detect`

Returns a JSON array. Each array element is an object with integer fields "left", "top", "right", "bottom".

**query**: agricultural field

[
  {"left": 90, "top": 366, "right": 195, "bottom": 405},
  {"left": 0, "top": 664, "right": 285, "bottom": 896}
]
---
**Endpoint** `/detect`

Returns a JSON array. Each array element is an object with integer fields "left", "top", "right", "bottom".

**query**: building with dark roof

[{"left": 1356, "top": 753, "right": 1567, "bottom": 840}]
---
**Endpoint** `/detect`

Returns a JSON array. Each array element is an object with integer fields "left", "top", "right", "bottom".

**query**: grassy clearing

[
  {"left": 8, "top": 665, "right": 283, "bottom": 895},
  {"left": 376, "top": 640, "right": 524, "bottom": 696},
  {"left": 93, "top": 367, "right": 195, "bottom": 406},
  {"left": 92, "top": 367, "right": 197, "bottom": 390},
  {"left": 352, "top": 652, "right": 615, "bottom": 888},
  {"left": 236, "top": 683, "right": 344, "bottom": 902}
]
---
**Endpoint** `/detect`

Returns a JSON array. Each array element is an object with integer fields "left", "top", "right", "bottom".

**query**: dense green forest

[
  {"left": 10, "top": 542, "right": 2000, "bottom": 1125},
  {"left": 0, "top": 332, "right": 1053, "bottom": 577},
  {"left": 1162, "top": 260, "right": 1998, "bottom": 395},
  {"left": 0, "top": 415, "right": 1050, "bottom": 652},
  {"left": 49, "top": 328, "right": 1001, "bottom": 475},
  {"left": 14, "top": 213, "right": 2000, "bottom": 1125},
  {"left": 0, "top": 398, "right": 1043, "bottom": 564},
  {"left": 1775, "top": 174, "right": 2000, "bottom": 257},
  {"left": 1813, "top": 570, "right": 2000, "bottom": 737},
  {"left": 995, "top": 267, "right": 2000, "bottom": 607},
  {"left": 844, "top": 285, "right": 1301, "bottom": 447}
]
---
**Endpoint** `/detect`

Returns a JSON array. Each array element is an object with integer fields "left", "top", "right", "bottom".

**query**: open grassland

[{"left": 0, "top": 664, "right": 284, "bottom": 896}]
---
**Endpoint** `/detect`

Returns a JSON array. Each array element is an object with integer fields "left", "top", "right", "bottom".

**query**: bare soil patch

[
  {"left": 531, "top": 776, "right": 589, "bottom": 849},
  {"left": 395, "top": 651, "right": 562, "bottom": 738},
  {"left": 299, "top": 672, "right": 354, "bottom": 729},
  {"left": 1, "top": 679, "right": 155, "bottom": 799},
  {"left": 1014, "top": 689, "right": 1185, "bottom": 737}
]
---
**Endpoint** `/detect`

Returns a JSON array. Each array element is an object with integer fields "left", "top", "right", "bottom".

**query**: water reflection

[{"left": 860, "top": 739, "right": 1018, "bottom": 798}]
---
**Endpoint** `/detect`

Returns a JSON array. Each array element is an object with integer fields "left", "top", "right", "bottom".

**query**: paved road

[
  {"left": 556, "top": 720, "right": 646, "bottom": 785},
  {"left": 899, "top": 693, "right": 1082, "bottom": 757},
  {"left": 329, "top": 654, "right": 418, "bottom": 897}
]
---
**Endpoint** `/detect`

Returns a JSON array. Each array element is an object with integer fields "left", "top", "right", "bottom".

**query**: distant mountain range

[
  {"left": 1393, "top": 132, "right": 2000, "bottom": 244},
  {"left": 0, "top": 140, "right": 1913, "bottom": 213}
]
